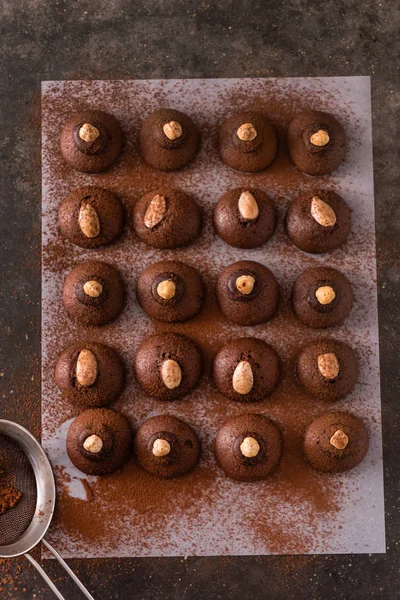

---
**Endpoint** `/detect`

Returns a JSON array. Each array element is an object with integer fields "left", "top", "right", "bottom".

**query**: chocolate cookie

[
  {"left": 59, "top": 186, "right": 124, "bottom": 249},
  {"left": 55, "top": 342, "right": 125, "bottom": 408},
  {"left": 216, "top": 260, "right": 279, "bottom": 326},
  {"left": 134, "top": 415, "right": 200, "bottom": 479},
  {"left": 285, "top": 190, "right": 351, "bottom": 254},
  {"left": 134, "top": 333, "right": 202, "bottom": 401},
  {"left": 60, "top": 110, "right": 123, "bottom": 173},
  {"left": 63, "top": 260, "right": 125, "bottom": 326},
  {"left": 215, "top": 413, "right": 282, "bottom": 481},
  {"left": 287, "top": 110, "right": 346, "bottom": 176},
  {"left": 136, "top": 260, "right": 204, "bottom": 323},
  {"left": 139, "top": 108, "right": 200, "bottom": 171},
  {"left": 296, "top": 339, "right": 358, "bottom": 402},
  {"left": 213, "top": 338, "right": 280, "bottom": 402},
  {"left": 213, "top": 188, "right": 277, "bottom": 249},
  {"left": 292, "top": 266, "right": 353, "bottom": 328},
  {"left": 66, "top": 408, "right": 132, "bottom": 476},
  {"left": 303, "top": 411, "right": 369, "bottom": 473},
  {"left": 133, "top": 188, "right": 202, "bottom": 249},
  {"left": 218, "top": 112, "right": 278, "bottom": 172}
]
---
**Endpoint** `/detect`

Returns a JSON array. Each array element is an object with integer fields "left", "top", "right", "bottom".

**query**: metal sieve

[{"left": 0, "top": 420, "right": 95, "bottom": 600}]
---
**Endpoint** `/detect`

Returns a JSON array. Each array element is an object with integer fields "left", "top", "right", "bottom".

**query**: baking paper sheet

[{"left": 41, "top": 77, "right": 385, "bottom": 556}]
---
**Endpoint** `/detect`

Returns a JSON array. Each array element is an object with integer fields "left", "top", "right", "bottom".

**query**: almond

[
  {"left": 79, "top": 203, "right": 101, "bottom": 238},
  {"left": 78, "top": 123, "right": 100, "bottom": 142},
  {"left": 152, "top": 438, "right": 171, "bottom": 457},
  {"left": 235, "top": 275, "right": 255, "bottom": 295},
  {"left": 83, "top": 434, "right": 103, "bottom": 453},
  {"left": 240, "top": 436, "right": 260, "bottom": 458},
  {"left": 83, "top": 280, "right": 103, "bottom": 297},
  {"left": 238, "top": 191, "right": 259, "bottom": 221},
  {"left": 237, "top": 122, "right": 257, "bottom": 141},
  {"left": 330, "top": 429, "right": 349, "bottom": 450},
  {"left": 232, "top": 360, "right": 254, "bottom": 394},
  {"left": 317, "top": 352, "right": 339, "bottom": 380},
  {"left": 310, "top": 129, "right": 330, "bottom": 147},
  {"left": 161, "top": 359, "right": 182, "bottom": 389},
  {"left": 76, "top": 349, "right": 98, "bottom": 387},
  {"left": 315, "top": 285, "right": 336, "bottom": 305},
  {"left": 144, "top": 195, "right": 167, "bottom": 229},
  {"left": 311, "top": 196, "right": 337, "bottom": 227},
  {"left": 163, "top": 121, "right": 182, "bottom": 140}
]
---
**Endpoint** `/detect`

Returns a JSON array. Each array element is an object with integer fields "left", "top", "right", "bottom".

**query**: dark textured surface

[{"left": 0, "top": 1, "right": 398, "bottom": 598}]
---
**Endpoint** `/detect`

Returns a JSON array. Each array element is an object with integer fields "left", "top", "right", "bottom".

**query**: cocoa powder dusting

[{"left": 41, "top": 79, "right": 383, "bottom": 557}]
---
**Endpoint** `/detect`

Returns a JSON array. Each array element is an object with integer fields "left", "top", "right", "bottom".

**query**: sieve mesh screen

[{"left": 0, "top": 435, "right": 37, "bottom": 546}]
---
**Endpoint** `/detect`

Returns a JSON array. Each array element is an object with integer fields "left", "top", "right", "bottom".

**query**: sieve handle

[
  {"left": 25, "top": 553, "right": 66, "bottom": 600},
  {"left": 42, "top": 538, "right": 96, "bottom": 600}
]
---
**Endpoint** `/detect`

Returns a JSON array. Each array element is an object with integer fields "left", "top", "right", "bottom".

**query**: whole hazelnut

[
  {"left": 237, "top": 123, "right": 257, "bottom": 142},
  {"left": 152, "top": 438, "right": 171, "bottom": 457},
  {"left": 315, "top": 285, "right": 336, "bottom": 305},
  {"left": 163, "top": 121, "right": 183, "bottom": 140},
  {"left": 310, "top": 129, "right": 330, "bottom": 147},
  {"left": 83, "top": 434, "right": 103, "bottom": 453},
  {"left": 78, "top": 123, "right": 100, "bottom": 143},
  {"left": 240, "top": 436, "right": 260, "bottom": 458}
]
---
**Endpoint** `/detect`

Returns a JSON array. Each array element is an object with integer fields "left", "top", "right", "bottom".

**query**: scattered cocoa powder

[{"left": 40, "top": 79, "right": 381, "bottom": 558}]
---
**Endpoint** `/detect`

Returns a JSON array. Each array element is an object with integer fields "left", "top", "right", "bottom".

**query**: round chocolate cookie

[
  {"left": 63, "top": 260, "right": 125, "bottom": 326},
  {"left": 139, "top": 108, "right": 200, "bottom": 171},
  {"left": 218, "top": 112, "right": 278, "bottom": 172},
  {"left": 215, "top": 413, "right": 282, "bottom": 481},
  {"left": 287, "top": 110, "right": 346, "bottom": 176},
  {"left": 55, "top": 342, "right": 125, "bottom": 408},
  {"left": 213, "top": 338, "right": 280, "bottom": 402},
  {"left": 66, "top": 408, "right": 132, "bottom": 476},
  {"left": 303, "top": 411, "right": 369, "bottom": 473},
  {"left": 133, "top": 188, "right": 202, "bottom": 249},
  {"left": 60, "top": 110, "right": 123, "bottom": 173},
  {"left": 59, "top": 186, "right": 124, "bottom": 249},
  {"left": 285, "top": 190, "right": 351, "bottom": 254},
  {"left": 134, "top": 333, "right": 202, "bottom": 401},
  {"left": 134, "top": 415, "right": 200, "bottom": 479},
  {"left": 296, "top": 339, "right": 358, "bottom": 402},
  {"left": 292, "top": 266, "right": 353, "bottom": 328},
  {"left": 136, "top": 260, "right": 204, "bottom": 323},
  {"left": 213, "top": 187, "right": 277, "bottom": 249},
  {"left": 216, "top": 260, "right": 279, "bottom": 326}
]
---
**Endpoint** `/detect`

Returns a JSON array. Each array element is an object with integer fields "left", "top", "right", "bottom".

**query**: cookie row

[
  {"left": 66, "top": 409, "right": 369, "bottom": 479},
  {"left": 59, "top": 185, "right": 351, "bottom": 254},
  {"left": 60, "top": 108, "right": 346, "bottom": 176},
  {"left": 62, "top": 259, "right": 354, "bottom": 329},
  {"left": 55, "top": 334, "right": 359, "bottom": 409}
]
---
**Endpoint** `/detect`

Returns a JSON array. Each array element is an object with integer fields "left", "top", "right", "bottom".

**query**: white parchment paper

[{"left": 41, "top": 77, "right": 385, "bottom": 556}]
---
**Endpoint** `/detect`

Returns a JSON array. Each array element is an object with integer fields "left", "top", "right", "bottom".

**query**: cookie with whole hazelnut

[
  {"left": 287, "top": 110, "right": 346, "bottom": 176},
  {"left": 139, "top": 108, "right": 200, "bottom": 171},
  {"left": 296, "top": 338, "right": 358, "bottom": 402},
  {"left": 136, "top": 260, "right": 204, "bottom": 323},
  {"left": 292, "top": 266, "right": 353, "bottom": 328},
  {"left": 60, "top": 110, "right": 123, "bottom": 173},
  {"left": 133, "top": 188, "right": 202, "bottom": 249},
  {"left": 213, "top": 188, "right": 277, "bottom": 249},
  {"left": 215, "top": 413, "right": 282, "bottom": 481},
  {"left": 66, "top": 408, "right": 132, "bottom": 476},
  {"left": 134, "top": 333, "right": 202, "bottom": 401},
  {"left": 134, "top": 415, "right": 200, "bottom": 479},
  {"left": 213, "top": 338, "right": 280, "bottom": 402},
  {"left": 63, "top": 260, "right": 125, "bottom": 326},
  {"left": 218, "top": 112, "right": 278, "bottom": 172},
  {"left": 303, "top": 411, "right": 369, "bottom": 473},
  {"left": 285, "top": 190, "right": 351, "bottom": 254},
  {"left": 59, "top": 186, "right": 124, "bottom": 249},
  {"left": 216, "top": 260, "right": 279, "bottom": 326},
  {"left": 55, "top": 342, "right": 125, "bottom": 408}
]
